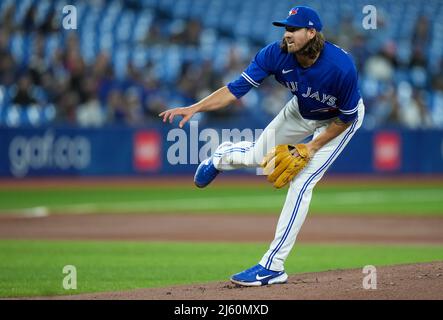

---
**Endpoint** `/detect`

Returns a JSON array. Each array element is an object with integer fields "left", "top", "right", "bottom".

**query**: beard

[
  {"left": 281, "top": 37, "right": 312, "bottom": 55},
  {"left": 280, "top": 33, "right": 325, "bottom": 59},
  {"left": 295, "top": 39, "right": 314, "bottom": 55}
]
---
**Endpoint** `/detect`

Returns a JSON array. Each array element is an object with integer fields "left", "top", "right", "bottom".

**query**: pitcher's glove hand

[{"left": 261, "top": 144, "right": 311, "bottom": 189}]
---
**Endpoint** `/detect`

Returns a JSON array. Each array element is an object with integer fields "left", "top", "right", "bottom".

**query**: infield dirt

[{"left": 1, "top": 213, "right": 443, "bottom": 244}]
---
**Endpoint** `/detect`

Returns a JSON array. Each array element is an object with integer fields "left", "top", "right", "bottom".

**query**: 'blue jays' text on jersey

[{"left": 227, "top": 41, "right": 362, "bottom": 122}]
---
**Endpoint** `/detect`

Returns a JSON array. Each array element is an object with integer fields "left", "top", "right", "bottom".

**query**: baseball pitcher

[{"left": 160, "top": 6, "right": 364, "bottom": 286}]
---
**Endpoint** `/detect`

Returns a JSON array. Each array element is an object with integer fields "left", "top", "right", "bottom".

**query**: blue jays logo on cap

[
  {"left": 289, "top": 8, "right": 299, "bottom": 15},
  {"left": 273, "top": 6, "right": 323, "bottom": 32}
]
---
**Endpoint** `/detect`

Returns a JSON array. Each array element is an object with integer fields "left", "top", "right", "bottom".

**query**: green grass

[
  {"left": 0, "top": 183, "right": 442, "bottom": 216},
  {"left": 1, "top": 240, "right": 443, "bottom": 297}
]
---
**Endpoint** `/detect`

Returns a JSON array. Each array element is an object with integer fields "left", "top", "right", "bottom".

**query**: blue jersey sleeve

[
  {"left": 337, "top": 69, "right": 361, "bottom": 123},
  {"left": 227, "top": 43, "right": 277, "bottom": 99}
]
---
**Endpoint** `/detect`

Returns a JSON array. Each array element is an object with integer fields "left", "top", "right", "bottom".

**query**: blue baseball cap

[{"left": 272, "top": 6, "right": 323, "bottom": 32}]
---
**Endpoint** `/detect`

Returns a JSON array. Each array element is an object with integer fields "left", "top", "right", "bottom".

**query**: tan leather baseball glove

[{"left": 261, "top": 144, "right": 311, "bottom": 188}]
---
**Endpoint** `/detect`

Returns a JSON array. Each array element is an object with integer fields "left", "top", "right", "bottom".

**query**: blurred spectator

[
  {"left": 142, "top": 70, "right": 168, "bottom": 120},
  {"left": 123, "top": 0, "right": 143, "bottom": 11},
  {"left": 11, "top": 74, "right": 38, "bottom": 107},
  {"left": 28, "top": 34, "right": 49, "bottom": 86},
  {"left": 409, "top": 47, "right": 427, "bottom": 68},
  {"left": 56, "top": 90, "right": 79, "bottom": 124},
  {"left": 336, "top": 15, "right": 357, "bottom": 51},
  {"left": 177, "top": 62, "right": 200, "bottom": 102},
  {"left": 145, "top": 93, "right": 168, "bottom": 121},
  {"left": 429, "top": 75, "right": 443, "bottom": 127},
  {"left": 0, "top": 4, "right": 17, "bottom": 34},
  {"left": 432, "top": 75, "right": 443, "bottom": 93},
  {"left": 124, "top": 87, "right": 144, "bottom": 126},
  {"left": 365, "top": 82, "right": 399, "bottom": 128},
  {"left": 38, "top": 6, "right": 59, "bottom": 34},
  {"left": 365, "top": 41, "right": 398, "bottom": 82},
  {"left": 0, "top": 0, "right": 442, "bottom": 129},
  {"left": 349, "top": 33, "right": 371, "bottom": 71},
  {"left": 397, "top": 86, "right": 432, "bottom": 129},
  {"left": 106, "top": 87, "right": 147, "bottom": 126},
  {"left": 170, "top": 19, "right": 202, "bottom": 46},
  {"left": 76, "top": 77, "right": 106, "bottom": 127},
  {"left": 412, "top": 16, "right": 430, "bottom": 53},
  {"left": 225, "top": 46, "right": 247, "bottom": 77},
  {"left": 106, "top": 89, "right": 126, "bottom": 124},
  {"left": 0, "top": 29, "right": 16, "bottom": 86},
  {"left": 23, "top": 4, "right": 38, "bottom": 33},
  {"left": 197, "top": 60, "right": 223, "bottom": 94},
  {"left": 144, "top": 23, "right": 165, "bottom": 45},
  {"left": 262, "top": 84, "right": 291, "bottom": 117},
  {"left": 76, "top": 96, "right": 105, "bottom": 127}
]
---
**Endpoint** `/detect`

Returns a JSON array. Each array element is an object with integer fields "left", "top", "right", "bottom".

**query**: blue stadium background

[{"left": 0, "top": 0, "right": 442, "bottom": 177}]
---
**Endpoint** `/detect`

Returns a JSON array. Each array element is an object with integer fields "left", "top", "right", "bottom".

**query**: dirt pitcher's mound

[{"left": 39, "top": 261, "right": 443, "bottom": 300}]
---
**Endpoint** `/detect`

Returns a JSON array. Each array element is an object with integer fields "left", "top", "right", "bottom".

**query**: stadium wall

[{"left": 0, "top": 126, "right": 442, "bottom": 177}]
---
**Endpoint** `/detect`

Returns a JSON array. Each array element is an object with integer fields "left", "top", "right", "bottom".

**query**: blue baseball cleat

[
  {"left": 230, "top": 264, "right": 288, "bottom": 287},
  {"left": 194, "top": 157, "right": 220, "bottom": 188}
]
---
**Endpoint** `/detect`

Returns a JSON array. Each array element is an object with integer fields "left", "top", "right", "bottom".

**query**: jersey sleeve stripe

[
  {"left": 241, "top": 72, "right": 260, "bottom": 87},
  {"left": 339, "top": 105, "right": 359, "bottom": 114}
]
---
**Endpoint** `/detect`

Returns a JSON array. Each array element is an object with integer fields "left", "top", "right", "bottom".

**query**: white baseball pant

[{"left": 212, "top": 96, "right": 365, "bottom": 271}]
